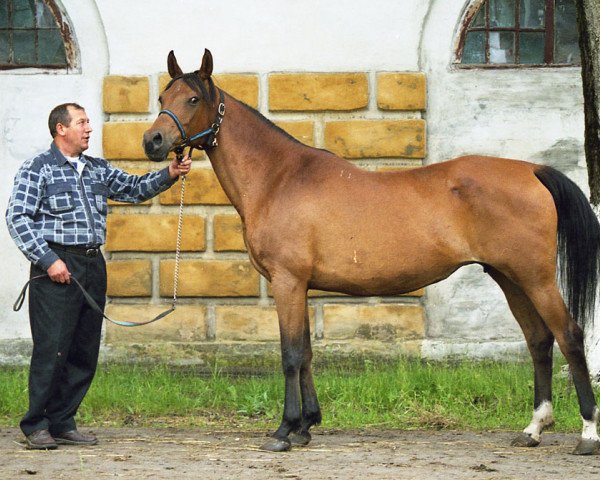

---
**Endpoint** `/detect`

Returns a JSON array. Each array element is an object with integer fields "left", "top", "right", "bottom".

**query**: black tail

[{"left": 535, "top": 166, "right": 600, "bottom": 332}]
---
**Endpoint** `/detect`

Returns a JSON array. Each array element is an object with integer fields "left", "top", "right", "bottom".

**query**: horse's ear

[
  {"left": 199, "top": 49, "right": 213, "bottom": 79},
  {"left": 167, "top": 50, "right": 183, "bottom": 78}
]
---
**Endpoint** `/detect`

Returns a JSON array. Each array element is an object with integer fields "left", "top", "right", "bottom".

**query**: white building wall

[
  {"left": 96, "top": 0, "right": 430, "bottom": 74},
  {"left": 0, "top": 0, "right": 108, "bottom": 343},
  {"left": 420, "top": 1, "right": 597, "bottom": 369},
  {"left": 2, "top": 0, "right": 597, "bottom": 372}
]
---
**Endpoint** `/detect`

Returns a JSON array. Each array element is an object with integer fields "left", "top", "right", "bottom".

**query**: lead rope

[{"left": 172, "top": 157, "right": 186, "bottom": 308}]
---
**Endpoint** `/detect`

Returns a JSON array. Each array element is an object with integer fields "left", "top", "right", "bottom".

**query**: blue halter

[{"left": 158, "top": 89, "right": 225, "bottom": 156}]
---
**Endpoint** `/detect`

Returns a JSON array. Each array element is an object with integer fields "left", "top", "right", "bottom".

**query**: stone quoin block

[
  {"left": 269, "top": 73, "right": 368, "bottom": 111},
  {"left": 323, "top": 303, "right": 425, "bottom": 341},
  {"left": 103, "top": 76, "right": 150, "bottom": 113},
  {"left": 105, "top": 214, "right": 205, "bottom": 252},
  {"left": 324, "top": 119, "right": 426, "bottom": 159},
  {"left": 103, "top": 122, "right": 153, "bottom": 160},
  {"left": 274, "top": 121, "right": 315, "bottom": 146},
  {"left": 214, "top": 74, "right": 260, "bottom": 108},
  {"left": 377, "top": 72, "right": 427, "bottom": 111},
  {"left": 215, "top": 306, "right": 280, "bottom": 341},
  {"left": 160, "top": 260, "right": 260, "bottom": 297},
  {"left": 104, "top": 304, "right": 207, "bottom": 343},
  {"left": 106, "top": 260, "right": 152, "bottom": 297},
  {"left": 159, "top": 169, "right": 230, "bottom": 205},
  {"left": 213, "top": 214, "right": 246, "bottom": 252}
]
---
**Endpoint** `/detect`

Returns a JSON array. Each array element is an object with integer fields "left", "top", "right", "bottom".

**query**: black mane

[{"left": 235, "top": 98, "right": 304, "bottom": 147}]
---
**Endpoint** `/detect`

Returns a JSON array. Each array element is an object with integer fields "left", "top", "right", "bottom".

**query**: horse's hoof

[
  {"left": 260, "top": 437, "right": 292, "bottom": 452},
  {"left": 511, "top": 433, "right": 540, "bottom": 448},
  {"left": 572, "top": 439, "right": 600, "bottom": 455},
  {"left": 289, "top": 431, "right": 311, "bottom": 446}
]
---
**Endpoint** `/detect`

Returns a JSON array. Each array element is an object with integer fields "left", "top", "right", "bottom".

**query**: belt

[{"left": 47, "top": 242, "right": 101, "bottom": 257}]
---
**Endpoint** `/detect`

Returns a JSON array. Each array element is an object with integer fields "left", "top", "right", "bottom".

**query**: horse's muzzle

[{"left": 143, "top": 130, "right": 170, "bottom": 162}]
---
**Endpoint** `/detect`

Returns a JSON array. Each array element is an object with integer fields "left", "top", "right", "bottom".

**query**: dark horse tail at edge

[{"left": 535, "top": 166, "right": 600, "bottom": 333}]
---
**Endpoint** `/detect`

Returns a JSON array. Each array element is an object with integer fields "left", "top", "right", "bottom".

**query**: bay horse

[{"left": 143, "top": 49, "right": 600, "bottom": 455}]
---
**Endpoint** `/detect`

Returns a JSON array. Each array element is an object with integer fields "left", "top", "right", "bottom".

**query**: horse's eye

[{"left": 189, "top": 96, "right": 200, "bottom": 105}]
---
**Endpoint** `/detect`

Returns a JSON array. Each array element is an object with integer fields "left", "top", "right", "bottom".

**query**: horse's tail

[{"left": 534, "top": 165, "right": 600, "bottom": 332}]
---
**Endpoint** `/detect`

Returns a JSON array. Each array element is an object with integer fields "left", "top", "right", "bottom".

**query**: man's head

[{"left": 48, "top": 103, "right": 92, "bottom": 156}]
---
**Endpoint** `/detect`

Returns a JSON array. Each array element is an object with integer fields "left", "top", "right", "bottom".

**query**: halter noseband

[{"left": 158, "top": 89, "right": 225, "bottom": 158}]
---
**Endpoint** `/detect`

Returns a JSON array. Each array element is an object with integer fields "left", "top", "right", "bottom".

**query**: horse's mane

[
  {"left": 234, "top": 98, "right": 305, "bottom": 147},
  {"left": 165, "top": 72, "right": 305, "bottom": 148}
]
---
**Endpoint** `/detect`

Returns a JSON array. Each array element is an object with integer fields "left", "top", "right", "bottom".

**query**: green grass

[{"left": 0, "top": 359, "right": 591, "bottom": 432}]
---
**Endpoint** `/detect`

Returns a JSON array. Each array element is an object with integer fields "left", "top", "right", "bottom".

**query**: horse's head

[{"left": 143, "top": 49, "right": 224, "bottom": 161}]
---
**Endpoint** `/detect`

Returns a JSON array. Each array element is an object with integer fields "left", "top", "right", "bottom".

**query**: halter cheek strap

[{"left": 158, "top": 90, "right": 225, "bottom": 152}]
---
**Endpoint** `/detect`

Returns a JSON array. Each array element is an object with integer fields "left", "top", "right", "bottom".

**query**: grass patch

[{"left": 0, "top": 359, "right": 590, "bottom": 432}]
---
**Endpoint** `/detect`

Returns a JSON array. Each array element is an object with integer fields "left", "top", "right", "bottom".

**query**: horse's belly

[{"left": 309, "top": 254, "right": 461, "bottom": 296}]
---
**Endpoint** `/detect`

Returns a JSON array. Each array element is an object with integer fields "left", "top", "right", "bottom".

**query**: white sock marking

[
  {"left": 523, "top": 401, "right": 554, "bottom": 442},
  {"left": 581, "top": 407, "right": 600, "bottom": 442}
]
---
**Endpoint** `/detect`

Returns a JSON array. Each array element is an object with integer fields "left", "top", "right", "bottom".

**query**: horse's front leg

[
  {"left": 289, "top": 302, "right": 322, "bottom": 446},
  {"left": 260, "top": 275, "right": 308, "bottom": 452}
]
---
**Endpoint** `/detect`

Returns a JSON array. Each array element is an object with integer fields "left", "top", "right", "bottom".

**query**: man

[{"left": 5, "top": 103, "right": 191, "bottom": 450}]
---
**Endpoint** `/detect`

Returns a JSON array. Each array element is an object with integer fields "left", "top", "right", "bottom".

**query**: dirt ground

[{"left": 1, "top": 427, "right": 599, "bottom": 479}]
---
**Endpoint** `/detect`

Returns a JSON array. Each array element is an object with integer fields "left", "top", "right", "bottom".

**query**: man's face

[{"left": 57, "top": 107, "right": 93, "bottom": 155}]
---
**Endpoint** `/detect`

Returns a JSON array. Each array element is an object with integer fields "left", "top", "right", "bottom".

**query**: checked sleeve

[
  {"left": 5, "top": 161, "right": 60, "bottom": 270},
  {"left": 103, "top": 162, "right": 177, "bottom": 203}
]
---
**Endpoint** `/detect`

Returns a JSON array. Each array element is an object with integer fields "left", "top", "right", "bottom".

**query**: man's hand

[
  {"left": 168, "top": 154, "right": 192, "bottom": 178},
  {"left": 47, "top": 259, "right": 71, "bottom": 284}
]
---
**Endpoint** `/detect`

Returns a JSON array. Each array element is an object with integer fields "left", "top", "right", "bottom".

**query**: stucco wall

[
  {"left": 1, "top": 0, "right": 596, "bottom": 370},
  {"left": 0, "top": 0, "right": 108, "bottom": 343},
  {"left": 420, "top": 1, "right": 590, "bottom": 361}
]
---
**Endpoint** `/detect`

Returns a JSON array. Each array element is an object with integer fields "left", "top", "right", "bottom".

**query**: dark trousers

[{"left": 20, "top": 249, "right": 106, "bottom": 436}]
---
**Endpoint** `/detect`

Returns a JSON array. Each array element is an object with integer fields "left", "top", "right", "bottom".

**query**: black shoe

[
  {"left": 26, "top": 430, "right": 58, "bottom": 450},
  {"left": 54, "top": 430, "right": 98, "bottom": 446}
]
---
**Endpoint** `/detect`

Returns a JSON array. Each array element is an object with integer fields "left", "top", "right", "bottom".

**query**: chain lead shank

[{"left": 172, "top": 147, "right": 187, "bottom": 308}]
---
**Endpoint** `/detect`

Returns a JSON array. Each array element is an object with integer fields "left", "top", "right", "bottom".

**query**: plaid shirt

[{"left": 6, "top": 142, "right": 176, "bottom": 270}]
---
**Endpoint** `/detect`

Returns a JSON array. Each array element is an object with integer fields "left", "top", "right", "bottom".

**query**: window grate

[
  {"left": 457, "top": 0, "right": 580, "bottom": 67},
  {"left": 0, "top": 0, "right": 74, "bottom": 70}
]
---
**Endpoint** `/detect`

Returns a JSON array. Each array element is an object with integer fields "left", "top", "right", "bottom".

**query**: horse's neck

[{"left": 207, "top": 95, "right": 301, "bottom": 219}]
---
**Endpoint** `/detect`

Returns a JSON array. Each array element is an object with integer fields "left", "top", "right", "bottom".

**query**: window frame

[
  {"left": 0, "top": 0, "right": 78, "bottom": 71},
  {"left": 454, "top": 0, "right": 579, "bottom": 69}
]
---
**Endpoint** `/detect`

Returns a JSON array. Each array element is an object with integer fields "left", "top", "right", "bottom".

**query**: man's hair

[{"left": 48, "top": 103, "right": 85, "bottom": 138}]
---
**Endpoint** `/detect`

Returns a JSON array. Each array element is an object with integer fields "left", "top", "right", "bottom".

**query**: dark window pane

[
  {"left": 490, "top": 0, "right": 515, "bottom": 27},
  {"left": 520, "top": 31, "right": 545, "bottom": 63},
  {"left": 12, "top": 0, "right": 35, "bottom": 28},
  {"left": 520, "top": 0, "right": 545, "bottom": 27},
  {"left": 36, "top": 0, "right": 57, "bottom": 28},
  {"left": 13, "top": 29, "right": 35, "bottom": 63},
  {"left": 554, "top": 0, "right": 580, "bottom": 63},
  {"left": 490, "top": 31, "right": 515, "bottom": 63},
  {"left": 0, "top": 0, "right": 8, "bottom": 28},
  {"left": 38, "top": 28, "right": 65, "bottom": 64},
  {"left": 462, "top": 31, "right": 486, "bottom": 64},
  {"left": 0, "top": 31, "right": 9, "bottom": 62},
  {"left": 471, "top": 5, "right": 486, "bottom": 28}
]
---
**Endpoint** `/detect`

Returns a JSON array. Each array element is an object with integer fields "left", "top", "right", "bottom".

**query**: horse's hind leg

[
  {"left": 488, "top": 268, "right": 555, "bottom": 447},
  {"left": 260, "top": 274, "right": 309, "bottom": 452},
  {"left": 289, "top": 303, "right": 322, "bottom": 446},
  {"left": 524, "top": 281, "right": 600, "bottom": 455}
]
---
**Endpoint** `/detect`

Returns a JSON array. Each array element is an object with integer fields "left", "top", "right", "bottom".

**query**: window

[
  {"left": 456, "top": 0, "right": 580, "bottom": 67},
  {"left": 0, "top": 0, "right": 76, "bottom": 70}
]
